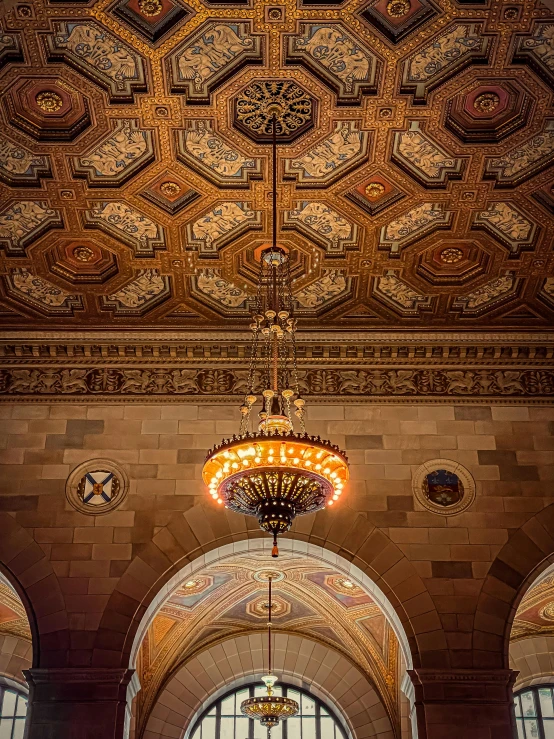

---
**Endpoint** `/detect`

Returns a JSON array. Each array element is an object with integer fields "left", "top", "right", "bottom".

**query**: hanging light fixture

[
  {"left": 202, "top": 112, "right": 349, "bottom": 557},
  {"left": 240, "top": 575, "right": 299, "bottom": 727}
]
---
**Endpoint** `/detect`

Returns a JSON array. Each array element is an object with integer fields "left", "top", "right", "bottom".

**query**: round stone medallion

[
  {"left": 66, "top": 458, "right": 129, "bottom": 515},
  {"left": 253, "top": 569, "right": 285, "bottom": 583},
  {"left": 234, "top": 80, "right": 316, "bottom": 143},
  {"left": 412, "top": 459, "right": 475, "bottom": 516}
]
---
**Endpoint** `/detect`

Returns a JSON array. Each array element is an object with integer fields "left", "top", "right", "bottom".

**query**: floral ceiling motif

[{"left": 0, "top": 0, "right": 552, "bottom": 330}]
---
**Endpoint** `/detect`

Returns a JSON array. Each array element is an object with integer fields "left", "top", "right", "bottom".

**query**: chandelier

[
  {"left": 240, "top": 574, "right": 299, "bottom": 728},
  {"left": 202, "top": 111, "right": 349, "bottom": 557}
]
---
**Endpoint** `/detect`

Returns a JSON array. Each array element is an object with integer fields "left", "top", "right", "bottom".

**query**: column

[
  {"left": 408, "top": 668, "right": 518, "bottom": 739},
  {"left": 23, "top": 668, "right": 134, "bottom": 739}
]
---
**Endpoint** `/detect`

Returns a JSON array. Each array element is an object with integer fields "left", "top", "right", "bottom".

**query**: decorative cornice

[{"left": 1, "top": 332, "right": 553, "bottom": 402}]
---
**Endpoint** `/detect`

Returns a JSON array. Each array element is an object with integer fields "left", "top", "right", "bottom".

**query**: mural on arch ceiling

[
  {"left": 1, "top": 0, "right": 554, "bottom": 331},
  {"left": 0, "top": 578, "right": 31, "bottom": 641},
  {"left": 284, "top": 121, "right": 370, "bottom": 187},
  {"left": 512, "top": 571, "right": 554, "bottom": 641},
  {"left": 134, "top": 553, "right": 400, "bottom": 738}
]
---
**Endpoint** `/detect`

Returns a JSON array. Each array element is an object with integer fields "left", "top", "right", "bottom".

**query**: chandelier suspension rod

[
  {"left": 271, "top": 114, "right": 279, "bottom": 393},
  {"left": 268, "top": 574, "right": 273, "bottom": 676}
]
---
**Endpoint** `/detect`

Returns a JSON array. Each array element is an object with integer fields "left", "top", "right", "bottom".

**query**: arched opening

[
  {"left": 130, "top": 538, "right": 414, "bottom": 739},
  {"left": 187, "top": 682, "right": 349, "bottom": 739}
]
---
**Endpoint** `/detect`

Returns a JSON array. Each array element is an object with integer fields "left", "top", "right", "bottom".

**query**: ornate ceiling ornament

[
  {"left": 138, "top": 0, "right": 163, "bottom": 15},
  {"left": 365, "top": 182, "right": 386, "bottom": 198},
  {"left": 35, "top": 90, "right": 63, "bottom": 112},
  {"left": 73, "top": 246, "right": 95, "bottom": 262},
  {"left": 386, "top": 0, "right": 410, "bottom": 17},
  {"left": 440, "top": 247, "right": 463, "bottom": 264},
  {"left": 202, "top": 120, "right": 349, "bottom": 556},
  {"left": 473, "top": 92, "right": 500, "bottom": 114},
  {"left": 234, "top": 80, "right": 315, "bottom": 143}
]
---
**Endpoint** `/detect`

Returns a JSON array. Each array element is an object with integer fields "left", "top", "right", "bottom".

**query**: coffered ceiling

[{"left": 1, "top": 0, "right": 554, "bottom": 331}]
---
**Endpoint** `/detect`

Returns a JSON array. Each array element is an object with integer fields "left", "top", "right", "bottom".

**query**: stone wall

[{"left": 1, "top": 400, "right": 553, "bottom": 738}]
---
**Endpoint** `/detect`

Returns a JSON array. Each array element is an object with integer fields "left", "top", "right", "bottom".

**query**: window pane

[
  {"left": 235, "top": 716, "right": 248, "bottom": 739},
  {"left": 516, "top": 718, "right": 525, "bottom": 739},
  {"left": 524, "top": 719, "right": 541, "bottom": 739},
  {"left": 515, "top": 697, "right": 522, "bottom": 717},
  {"left": 2, "top": 691, "right": 16, "bottom": 717},
  {"left": 221, "top": 695, "right": 235, "bottom": 716},
  {"left": 301, "top": 695, "right": 316, "bottom": 716},
  {"left": 521, "top": 691, "right": 537, "bottom": 718},
  {"left": 321, "top": 717, "right": 335, "bottom": 739},
  {"left": 0, "top": 719, "right": 13, "bottom": 739},
  {"left": 202, "top": 716, "right": 216, "bottom": 739},
  {"left": 15, "top": 697, "right": 26, "bottom": 718},
  {"left": 13, "top": 719, "right": 25, "bottom": 739},
  {"left": 287, "top": 716, "right": 300, "bottom": 739},
  {"left": 540, "top": 689, "right": 554, "bottom": 718},
  {"left": 220, "top": 715, "right": 234, "bottom": 739},
  {"left": 303, "top": 716, "right": 316, "bottom": 739},
  {"left": 544, "top": 720, "right": 554, "bottom": 739}
]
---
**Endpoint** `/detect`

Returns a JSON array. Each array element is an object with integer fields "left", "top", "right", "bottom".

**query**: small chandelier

[
  {"left": 202, "top": 112, "right": 349, "bottom": 557},
  {"left": 241, "top": 575, "right": 299, "bottom": 728}
]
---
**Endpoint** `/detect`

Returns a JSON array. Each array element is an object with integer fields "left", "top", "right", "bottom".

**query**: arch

[
  {"left": 0, "top": 512, "right": 67, "bottom": 667},
  {"left": 143, "top": 633, "right": 394, "bottom": 739},
  {"left": 95, "top": 504, "right": 442, "bottom": 670},
  {"left": 510, "top": 635, "right": 554, "bottom": 691},
  {"left": 474, "top": 502, "right": 554, "bottom": 669}
]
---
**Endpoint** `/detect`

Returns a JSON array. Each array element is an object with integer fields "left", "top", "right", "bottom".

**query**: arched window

[
  {"left": 189, "top": 683, "right": 348, "bottom": 739},
  {"left": 0, "top": 684, "right": 27, "bottom": 739},
  {"left": 514, "top": 686, "right": 554, "bottom": 739}
]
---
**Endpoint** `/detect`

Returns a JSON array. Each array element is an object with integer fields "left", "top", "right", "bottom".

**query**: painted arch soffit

[
  {"left": 134, "top": 551, "right": 402, "bottom": 737},
  {"left": 0, "top": 0, "right": 553, "bottom": 333}
]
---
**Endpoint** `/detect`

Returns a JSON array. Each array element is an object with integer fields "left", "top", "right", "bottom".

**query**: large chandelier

[
  {"left": 202, "top": 112, "right": 349, "bottom": 557},
  {"left": 240, "top": 574, "right": 299, "bottom": 728}
]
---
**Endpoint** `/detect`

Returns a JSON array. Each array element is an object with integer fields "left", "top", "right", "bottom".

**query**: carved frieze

[{"left": 285, "top": 23, "right": 381, "bottom": 103}]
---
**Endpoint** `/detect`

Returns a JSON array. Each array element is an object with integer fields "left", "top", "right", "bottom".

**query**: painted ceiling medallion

[
  {"left": 412, "top": 459, "right": 475, "bottom": 516},
  {"left": 160, "top": 181, "right": 181, "bottom": 197},
  {"left": 234, "top": 80, "right": 315, "bottom": 143},
  {"left": 35, "top": 90, "right": 63, "bottom": 112},
  {"left": 203, "top": 130, "right": 348, "bottom": 556},
  {"left": 440, "top": 247, "right": 463, "bottom": 264},
  {"left": 73, "top": 246, "right": 95, "bottom": 262}
]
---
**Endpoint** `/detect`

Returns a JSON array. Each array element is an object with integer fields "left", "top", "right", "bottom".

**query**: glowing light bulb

[
  {"left": 288, "top": 448, "right": 294, "bottom": 454},
  {"left": 333, "top": 495, "right": 339, "bottom": 501},
  {"left": 324, "top": 468, "right": 331, "bottom": 474},
  {"left": 327, "top": 500, "right": 334, "bottom": 506},
  {"left": 243, "top": 459, "right": 250, "bottom": 466},
  {"left": 304, "top": 461, "right": 312, "bottom": 467},
  {"left": 268, "top": 456, "right": 274, "bottom": 463},
  {"left": 232, "top": 462, "right": 239, "bottom": 470},
  {"left": 255, "top": 456, "right": 261, "bottom": 463},
  {"left": 315, "top": 464, "right": 322, "bottom": 471},
  {"left": 316, "top": 451, "right": 323, "bottom": 459},
  {"left": 217, "top": 498, "right": 223, "bottom": 505},
  {"left": 293, "top": 458, "right": 299, "bottom": 465}
]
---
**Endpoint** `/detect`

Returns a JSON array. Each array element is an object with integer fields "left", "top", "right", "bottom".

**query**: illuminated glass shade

[{"left": 203, "top": 432, "right": 349, "bottom": 537}]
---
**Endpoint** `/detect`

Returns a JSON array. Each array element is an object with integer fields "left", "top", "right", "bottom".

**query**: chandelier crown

[{"left": 202, "top": 111, "right": 349, "bottom": 557}]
